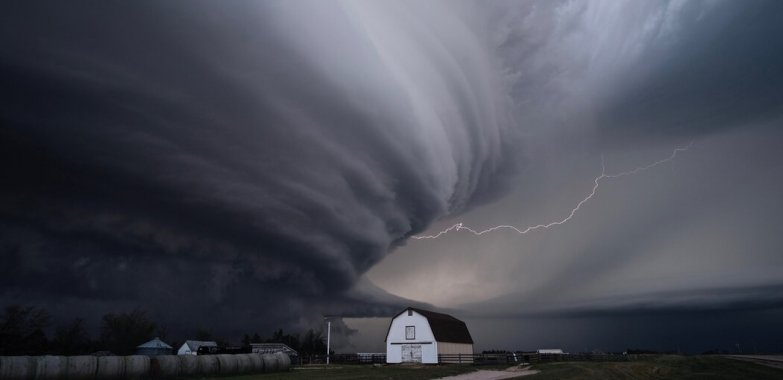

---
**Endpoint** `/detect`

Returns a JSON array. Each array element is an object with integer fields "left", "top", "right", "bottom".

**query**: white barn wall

[{"left": 386, "top": 310, "right": 438, "bottom": 364}]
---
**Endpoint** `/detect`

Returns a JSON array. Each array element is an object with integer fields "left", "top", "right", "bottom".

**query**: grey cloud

[
  {"left": 367, "top": 0, "right": 783, "bottom": 352},
  {"left": 3, "top": 0, "right": 783, "bottom": 353},
  {"left": 0, "top": 0, "right": 516, "bottom": 336}
]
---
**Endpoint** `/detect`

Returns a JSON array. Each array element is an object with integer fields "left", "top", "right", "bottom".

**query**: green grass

[
  {"left": 523, "top": 355, "right": 783, "bottom": 380},
  {"left": 195, "top": 364, "right": 484, "bottom": 380},
  {"left": 188, "top": 356, "right": 783, "bottom": 380}
]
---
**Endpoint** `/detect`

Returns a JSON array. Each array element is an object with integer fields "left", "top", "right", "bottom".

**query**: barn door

[{"left": 401, "top": 344, "right": 422, "bottom": 363}]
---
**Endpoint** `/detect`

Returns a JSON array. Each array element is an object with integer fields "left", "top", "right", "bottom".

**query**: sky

[{"left": 2, "top": 0, "right": 783, "bottom": 353}]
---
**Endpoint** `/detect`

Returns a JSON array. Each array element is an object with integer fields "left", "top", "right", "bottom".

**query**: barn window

[
  {"left": 406, "top": 326, "right": 415, "bottom": 340},
  {"left": 408, "top": 310, "right": 412, "bottom": 316}
]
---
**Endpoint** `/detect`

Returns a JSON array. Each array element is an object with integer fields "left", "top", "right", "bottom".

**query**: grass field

[
  {"left": 199, "top": 363, "right": 486, "bottom": 380},
  {"left": 199, "top": 356, "right": 783, "bottom": 380},
  {"left": 525, "top": 355, "right": 783, "bottom": 380}
]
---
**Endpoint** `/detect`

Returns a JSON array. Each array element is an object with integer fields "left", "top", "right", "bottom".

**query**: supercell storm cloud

[
  {"left": 0, "top": 1, "right": 516, "bottom": 332},
  {"left": 2, "top": 0, "right": 783, "bottom": 351}
]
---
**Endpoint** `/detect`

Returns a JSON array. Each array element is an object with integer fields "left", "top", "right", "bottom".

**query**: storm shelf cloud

[{"left": 2, "top": 0, "right": 783, "bottom": 352}]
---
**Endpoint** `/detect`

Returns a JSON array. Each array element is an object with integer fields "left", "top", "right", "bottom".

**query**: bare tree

[
  {"left": 100, "top": 309, "right": 156, "bottom": 355},
  {"left": 52, "top": 318, "right": 92, "bottom": 355},
  {"left": 0, "top": 305, "right": 51, "bottom": 355}
]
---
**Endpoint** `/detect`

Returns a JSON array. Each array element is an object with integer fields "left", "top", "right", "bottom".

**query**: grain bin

[
  {"left": 195, "top": 355, "right": 218, "bottom": 376},
  {"left": 0, "top": 356, "right": 35, "bottom": 380},
  {"left": 178, "top": 355, "right": 198, "bottom": 376},
  {"left": 34, "top": 355, "right": 67, "bottom": 380},
  {"left": 123, "top": 355, "right": 150, "bottom": 379},
  {"left": 150, "top": 355, "right": 180, "bottom": 378},
  {"left": 96, "top": 356, "right": 125, "bottom": 379},
  {"left": 135, "top": 337, "right": 173, "bottom": 356},
  {"left": 65, "top": 355, "right": 97, "bottom": 380}
]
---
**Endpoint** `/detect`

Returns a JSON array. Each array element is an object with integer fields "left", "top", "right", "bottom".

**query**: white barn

[{"left": 385, "top": 307, "right": 474, "bottom": 364}]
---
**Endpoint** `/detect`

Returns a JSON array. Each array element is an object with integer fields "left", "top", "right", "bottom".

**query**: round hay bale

[
  {"left": 247, "top": 353, "right": 263, "bottom": 373},
  {"left": 34, "top": 355, "right": 67, "bottom": 380},
  {"left": 234, "top": 354, "right": 252, "bottom": 374},
  {"left": 65, "top": 355, "right": 96, "bottom": 380},
  {"left": 150, "top": 355, "right": 179, "bottom": 378},
  {"left": 275, "top": 352, "right": 291, "bottom": 371},
  {"left": 96, "top": 356, "right": 125, "bottom": 379},
  {"left": 177, "top": 355, "right": 198, "bottom": 376},
  {"left": 261, "top": 353, "right": 278, "bottom": 373},
  {"left": 0, "top": 356, "right": 35, "bottom": 380},
  {"left": 196, "top": 355, "right": 218, "bottom": 376},
  {"left": 123, "top": 355, "right": 149, "bottom": 379},
  {"left": 216, "top": 354, "right": 238, "bottom": 375}
]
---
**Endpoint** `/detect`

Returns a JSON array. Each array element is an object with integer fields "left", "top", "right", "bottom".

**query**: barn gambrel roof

[{"left": 386, "top": 307, "right": 474, "bottom": 344}]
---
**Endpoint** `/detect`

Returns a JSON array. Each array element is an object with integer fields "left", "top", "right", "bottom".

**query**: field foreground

[
  {"left": 526, "top": 355, "right": 783, "bottom": 380},
  {"left": 203, "top": 355, "right": 783, "bottom": 380}
]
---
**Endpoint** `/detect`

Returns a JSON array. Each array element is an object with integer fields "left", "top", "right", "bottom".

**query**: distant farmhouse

[
  {"left": 537, "top": 349, "right": 565, "bottom": 355},
  {"left": 177, "top": 340, "right": 218, "bottom": 355},
  {"left": 385, "top": 307, "right": 473, "bottom": 364}
]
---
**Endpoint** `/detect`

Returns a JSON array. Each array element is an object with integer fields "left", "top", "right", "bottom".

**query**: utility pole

[
  {"left": 326, "top": 319, "right": 331, "bottom": 365},
  {"left": 323, "top": 315, "right": 338, "bottom": 365}
]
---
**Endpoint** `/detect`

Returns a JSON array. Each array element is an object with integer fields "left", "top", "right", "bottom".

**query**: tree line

[{"left": 0, "top": 305, "right": 326, "bottom": 356}]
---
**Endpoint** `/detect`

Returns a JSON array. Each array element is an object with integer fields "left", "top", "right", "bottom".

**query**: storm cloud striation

[
  {"left": 0, "top": 1, "right": 516, "bottom": 335},
  {"left": 2, "top": 0, "right": 783, "bottom": 352}
]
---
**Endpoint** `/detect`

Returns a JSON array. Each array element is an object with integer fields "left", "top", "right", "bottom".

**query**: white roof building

[
  {"left": 537, "top": 349, "right": 565, "bottom": 354},
  {"left": 249, "top": 343, "right": 298, "bottom": 356},
  {"left": 177, "top": 340, "right": 218, "bottom": 355}
]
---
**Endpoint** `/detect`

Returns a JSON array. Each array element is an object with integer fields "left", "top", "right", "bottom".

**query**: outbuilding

[
  {"left": 177, "top": 340, "right": 218, "bottom": 355},
  {"left": 135, "top": 337, "right": 173, "bottom": 356},
  {"left": 537, "top": 349, "right": 564, "bottom": 355},
  {"left": 385, "top": 307, "right": 474, "bottom": 364}
]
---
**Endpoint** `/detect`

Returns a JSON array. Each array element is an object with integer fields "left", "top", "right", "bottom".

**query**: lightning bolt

[{"left": 412, "top": 142, "right": 693, "bottom": 240}]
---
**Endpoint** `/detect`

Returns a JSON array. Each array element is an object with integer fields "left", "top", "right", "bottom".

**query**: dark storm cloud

[
  {"left": 3, "top": 0, "right": 783, "bottom": 353},
  {"left": 595, "top": 1, "right": 783, "bottom": 139},
  {"left": 0, "top": 0, "right": 516, "bottom": 336},
  {"left": 483, "top": 0, "right": 783, "bottom": 143}
]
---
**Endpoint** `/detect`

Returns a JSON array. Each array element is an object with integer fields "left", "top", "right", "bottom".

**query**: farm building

[
  {"left": 537, "top": 349, "right": 565, "bottom": 354},
  {"left": 177, "top": 340, "right": 218, "bottom": 355},
  {"left": 250, "top": 343, "right": 299, "bottom": 357},
  {"left": 385, "top": 307, "right": 474, "bottom": 364},
  {"left": 135, "top": 337, "right": 173, "bottom": 356}
]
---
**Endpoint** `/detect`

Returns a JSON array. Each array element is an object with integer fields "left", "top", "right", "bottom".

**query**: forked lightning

[{"left": 412, "top": 142, "right": 693, "bottom": 240}]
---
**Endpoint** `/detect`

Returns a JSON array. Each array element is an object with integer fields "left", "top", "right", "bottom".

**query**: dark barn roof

[{"left": 386, "top": 307, "right": 474, "bottom": 344}]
